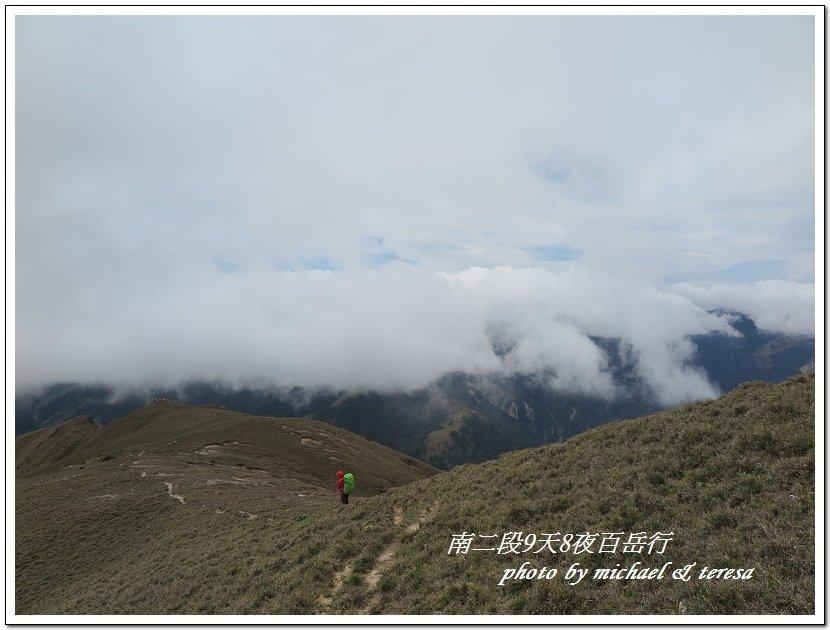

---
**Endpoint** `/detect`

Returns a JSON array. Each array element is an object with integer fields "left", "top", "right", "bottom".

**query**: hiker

[
  {"left": 336, "top": 470, "right": 354, "bottom": 504},
  {"left": 336, "top": 470, "right": 347, "bottom": 504}
]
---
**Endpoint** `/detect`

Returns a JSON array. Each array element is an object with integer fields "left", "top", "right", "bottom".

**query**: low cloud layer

[
  {"left": 672, "top": 280, "right": 815, "bottom": 336},
  {"left": 14, "top": 262, "right": 813, "bottom": 405}
]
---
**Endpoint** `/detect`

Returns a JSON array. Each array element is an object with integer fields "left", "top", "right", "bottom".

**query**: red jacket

[{"left": 336, "top": 470, "right": 345, "bottom": 495}]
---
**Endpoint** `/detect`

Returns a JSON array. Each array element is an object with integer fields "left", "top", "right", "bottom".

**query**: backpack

[{"left": 343, "top": 472, "right": 354, "bottom": 495}]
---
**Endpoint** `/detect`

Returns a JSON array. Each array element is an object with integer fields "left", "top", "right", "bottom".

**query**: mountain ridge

[
  {"left": 15, "top": 373, "right": 815, "bottom": 615},
  {"left": 15, "top": 314, "right": 814, "bottom": 469}
]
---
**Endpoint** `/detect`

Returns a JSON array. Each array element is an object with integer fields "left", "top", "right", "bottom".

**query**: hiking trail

[
  {"left": 406, "top": 500, "right": 439, "bottom": 533},
  {"left": 316, "top": 564, "right": 353, "bottom": 608},
  {"left": 357, "top": 501, "right": 439, "bottom": 613},
  {"left": 164, "top": 482, "right": 186, "bottom": 505}
]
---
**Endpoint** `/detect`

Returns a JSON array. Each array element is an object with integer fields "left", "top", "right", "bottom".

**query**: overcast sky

[{"left": 13, "top": 12, "right": 818, "bottom": 404}]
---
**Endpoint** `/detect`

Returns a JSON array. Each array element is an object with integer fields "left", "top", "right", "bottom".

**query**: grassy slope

[
  {"left": 15, "top": 402, "right": 438, "bottom": 614},
  {"left": 15, "top": 416, "right": 99, "bottom": 477},
  {"left": 16, "top": 375, "right": 814, "bottom": 615},
  {"left": 357, "top": 374, "right": 815, "bottom": 615}
]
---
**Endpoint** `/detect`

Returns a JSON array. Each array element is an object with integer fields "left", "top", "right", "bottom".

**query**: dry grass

[
  {"left": 16, "top": 374, "right": 814, "bottom": 615},
  {"left": 15, "top": 402, "right": 437, "bottom": 614},
  {"left": 358, "top": 374, "right": 815, "bottom": 615}
]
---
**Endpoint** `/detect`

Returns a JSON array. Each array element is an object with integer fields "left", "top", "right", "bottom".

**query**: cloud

[
  {"left": 15, "top": 261, "right": 788, "bottom": 407},
  {"left": 443, "top": 266, "right": 738, "bottom": 405},
  {"left": 12, "top": 14, "right": 817, "bottom": 407},
  {"left": 672, "top": 280, "right": 815, "bottom": 336},
  {"left": 14, "top": 15, "right": 815, "bottom": 280}
]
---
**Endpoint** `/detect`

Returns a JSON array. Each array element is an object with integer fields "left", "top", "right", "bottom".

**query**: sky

[{"left": 12, "top": 11, "right": 819, "bottom": 405}]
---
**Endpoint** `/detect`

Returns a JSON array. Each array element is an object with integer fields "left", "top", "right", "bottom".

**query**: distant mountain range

[{"left": 15, "top": 312, "right": 814, "bottom": 469}]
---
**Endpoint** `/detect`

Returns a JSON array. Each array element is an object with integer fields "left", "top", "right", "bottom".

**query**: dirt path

[
  {"left": 406, "top": 500, "right": 439, "bottom": 533},
  {"left": 363, "top": 542, "right": 400, "bottom": 590},
  {"left": 164, "top": 482, "right": 186, "bottom": 505},
  {"left": 357, "top": 501, "right": 439, "bottom": 613},
  {"left": 316, "top": 564, "right": 353, "bottom": 608},
  {"left": 317, "top": 502, "right": 441, "bottom": 613}
]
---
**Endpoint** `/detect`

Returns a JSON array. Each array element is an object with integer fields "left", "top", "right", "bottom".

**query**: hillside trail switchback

[
  {"left": 315, "top": 501, "right": 439, "bottom": 613},
  {"left": 357, "top": 501, "right": 439, "bottom": 614}
]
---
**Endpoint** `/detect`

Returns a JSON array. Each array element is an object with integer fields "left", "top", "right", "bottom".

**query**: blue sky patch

[
  {"left": 301, "top": 256, "right": 340, "bottom": 272},
  {"left": 524, "top": 244, "right": 584, "bottom": 262},
  {"left": 702, "top": 260, "right": 786, "bottom": 283},
  {"left": 364, "top": 251, "right": 400, "bottom": 268}
]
